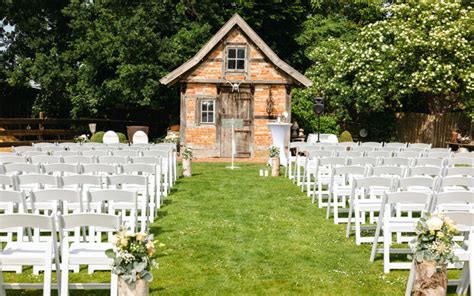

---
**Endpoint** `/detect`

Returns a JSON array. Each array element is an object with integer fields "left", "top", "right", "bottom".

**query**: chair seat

[
  {"left": 1, "top": 242, "right": 52, "bottom": 265},
  {"left": 385, "top": 218, "right": 418, "bottom": 232},
  {"left": 68, "top": 242, "right": 113, "bottom": 265},
  {"left": 453, "top": 245, "right": 469, "bottom": 261}
]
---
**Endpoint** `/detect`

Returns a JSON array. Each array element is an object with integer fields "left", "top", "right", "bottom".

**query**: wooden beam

[
  {"left": 0, "top": 129, "right": 83, "bottom": 136},
  {"left": 184, "top": 79, "right": 289, "bottom": 85}
]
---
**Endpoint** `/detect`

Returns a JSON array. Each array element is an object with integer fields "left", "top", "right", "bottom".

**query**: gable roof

[{"left": 159, "top": 13, "right": 312, "bottom": 87}]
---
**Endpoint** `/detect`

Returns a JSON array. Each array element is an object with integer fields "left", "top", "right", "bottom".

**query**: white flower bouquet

[
  {"left": 268, "top": 146, "right": 280, "bottom": 158},
  {"left": 106, "top": 228, "right": 157, "bottom": 284},
  {"left": 409, "top": 214, "right": 459, "bottom": 267},
  {"left": 74, "top": 134, "right": 89, "bottom": 143}
]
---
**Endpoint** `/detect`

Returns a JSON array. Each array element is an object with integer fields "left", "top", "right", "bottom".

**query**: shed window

[
  {"left": 200, "top": 100, "right": 215, "bottom": 124},
  {"left": 227, "top": 47, "right": 246, "bottom": 70}
]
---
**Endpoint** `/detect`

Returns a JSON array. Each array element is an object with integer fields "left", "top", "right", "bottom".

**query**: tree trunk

[
  {"left": 412, "top": 262, "right": 447, "bottom": 296},
  {"left": 271, "top": 157, "right": 280, "bottom": 177},
  {"left": 118, "top": 277, "right": 149, "bottom": 296},
  {"left": 182, "top": 158, "right": 192, "bottom": 177}
]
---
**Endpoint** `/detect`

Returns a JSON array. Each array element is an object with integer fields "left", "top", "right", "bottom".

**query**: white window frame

[{"left": 200, "top": 100, "right": 215, "bottom": 124}]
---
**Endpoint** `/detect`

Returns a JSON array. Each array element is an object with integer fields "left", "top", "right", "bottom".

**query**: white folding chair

[
  {"left": 13, "top": 146, "right": 39, "bottom": 153},
  {"left": 17, "top": 174, "right": 61, "bottom": 194},
  {"left": 107, "top": 175, "right": 149, "bottom": 226},
  {"left": 437, "top": 176, "right": 474, "bottom": 193},
  {"left": 384, "top": 142, "right": 407, "bottom": 148},
  {"left": 3, "top": 163, "right": 41, "bottom": 175},
  {"left": 377, "top": 147, "right": 401, "bottom": 154},
  {"left": 352, "top": 146, "right": 373, "bottom": 153},
  {"left": 67, "top": 146, "right": 92, "bottom": 152},
  {"left": 361, "top": 142, "right": 383, "bottom": 148},
  {"left": 143, "top": 150, "right": 171, "bottom": 194},
  {"left": 413, "top": 157, "right": 446, "bottom": 168},
  {"left": 371, "top": 166, "right": 406, "bottom": 178},
  {"left": 408, "top": 143, "right": 432, "bottom": 149},
  {"left": 43, "top": 163, "right": 80, "bottom": 177},
  {"left": 445, "top": 167, "right": 474, "bottom": 177},
  {"left": 63, "top": 155, "right": 94, "bottom": 166},
  {"left": 448, "top": 157, "right": 473, "bottom": 167},
  {"left": 82, "top": 163, "right": 119, "bottom": 176},
  {"left": 407, "top": 166, "right": 443, "bottom": 178},
  {"left": 427, "top": 151, "right": 453, "bottom": 159},
  {"left": 122, "top": 163, "right": 159, "bottom": 214},
  {"left": 98, "top": 156, "right": 129, "bottom": 168},
  {"left": 30, "top": 155, "right": 62, "bottom": 165},
  {"left": 380, "top": 157, "right": 412, "bottom": 168},
  {"left": 370, "top": 192, "right": 432, "bottom": 273},
  {"left": 366, "top": 151, "right": 393, "bottom": 159},
  {"left": 0, "top": 175, "right": 19, "bottom": 191},
  {"left": 51, "top": 151, "right": 80, "bottom": 157},
  {"left": 454, "top": 152, "right": 473, "bottom": 159},
  {"left": 0, "top": 214, "right": 61, "bottom": 296},
  {"left": 327, "top": 165, "right": 368, "bottom": 224},
  {"left": 62, "top": 174, "right": 103, "bottom": 203},
  {"left": 131, "top": 156, "right": 165, "bottom": 198},
  {"left": 0, "top": 155, "right": 27, "bottom": 164},
  {"left": 337, "top": 151, "right": 363, "bottom": 159},
  {"left": 58, "top": 213, "right": 120, "bottom": 296},
  {"left": 349, "top": 157, "right": 378, "bottom": 167},
  {"left": 82, "top": 150, "right": 109, "bottom": 158},
  {"left": 338, "top": 142, "right": 360, "bottom": 149},
  {"left": 313, "top": 157, "right": 347, "bottom": 206},
  {"left": 112, "top": 150, "right": 140, "bottom": 158},
  {"left": 302, "top": 150, "right": 332, "bottom": 194},
  {"left": 346, "top": 176, "right": 397, "bottom": 245},
  {"left": 432, "top": 191, "right": 474, "bottom": 213}
]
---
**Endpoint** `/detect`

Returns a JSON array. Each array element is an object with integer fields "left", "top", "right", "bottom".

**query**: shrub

[
  {"left": 339, "top": 131, "right": 353, "bottom": 142},
  {"left": 90, "top": 131, "right": 105, "bottom": 143},
  {"left": 117, "top": 132, "right": 128, "bottom": 143}
]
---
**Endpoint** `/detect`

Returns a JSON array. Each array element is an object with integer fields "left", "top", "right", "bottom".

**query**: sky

[{"left": 1, "top": 23, "right": 14, "bottom": 51}]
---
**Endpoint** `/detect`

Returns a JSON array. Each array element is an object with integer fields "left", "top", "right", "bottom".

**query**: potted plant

[
  {"left": 409, "top": 214, "right": 459, "bottom": 296},
  {"left": 268, "top": 146, "right": 280, "bottom": 176},
  {"left": 182, "top": 146, "right": 193, "bottom": 177},
  {"left": 106, "top": 228, "right": 157, "bottom": 296}
]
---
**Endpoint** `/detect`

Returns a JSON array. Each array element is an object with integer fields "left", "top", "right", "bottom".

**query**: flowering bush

[
  {"left": 182, "top": 146, "right": 193, "bottom": 160},
  {"left": 106, "top": 228, "right": 157, "bottom": 284},
  {"left": 164, "top": 133, "right": 179, "bottom": 144},
  {"left": 268, "top": 146, "right": 280, "bottom": 158},
  {"left": 73, "top": 134, "right": 89, "bottom": 143},
  {"left": 409, "top": 214, "right": 459, "bottom": 266}
]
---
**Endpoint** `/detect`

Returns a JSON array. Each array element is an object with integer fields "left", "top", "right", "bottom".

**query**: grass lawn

[{"left": 4, "top": 163, "right": 461, "bottom": 295}]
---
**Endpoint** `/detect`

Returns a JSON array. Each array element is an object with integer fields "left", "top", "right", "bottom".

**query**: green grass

[{"left": 4, "top": 163, "right": 461, "bottom": 295}]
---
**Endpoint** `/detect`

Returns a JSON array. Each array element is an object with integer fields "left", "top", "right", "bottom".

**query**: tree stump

[
  {"left": 271, "top": 157, "right": 280, "bottom": 176},
  {"left": 412, "top": 262, "right": 447, "bottom": 296},
  {"left": 182, "top": 158, "right": 192, "bottom": 177},
  {"left": 118, "top": 277, "right": 149, "bottom": 296}
]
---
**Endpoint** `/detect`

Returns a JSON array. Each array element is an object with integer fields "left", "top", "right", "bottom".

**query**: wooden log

[
  {"left": 271, "top": 157, "right": 280, "bottom": 176},
  {"left": 412, "top": 262, "right": 447, "bottom": 296}
]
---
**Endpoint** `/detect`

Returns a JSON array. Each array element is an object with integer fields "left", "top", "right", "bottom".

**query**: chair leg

[
  {"left": 355, "top": 204, "right": 361, "bottom": 245},
  {"left": 383, "top": 225, "right": 391, "bottom": 273},
  {"left": 405, "top": 261, "right": 416, "bottom": 296},
  {"left": 0, "top": 267, "right": 6, "bottom": 296},
  {"left": 110, "top": 273, "right": 118, "bottom": 296},
  {"left": 346, "top": 199, "right": 354, "bottom": 238},
  {"left": 44, "top": 259, "right": 52, "bottom": 296}
]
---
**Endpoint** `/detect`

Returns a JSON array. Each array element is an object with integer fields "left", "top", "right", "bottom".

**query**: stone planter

[
  {"left": 118, "top": 277, "right": 149, "bottom": 296},
  {"left": 271, "top": 157, "right": 280, "bottom": 177},
  {"left": 412, "top": 262, "right": 447, "bottom": 296},
  {"left": 182, "top": 158, "right": 192, "bottom": 177}
]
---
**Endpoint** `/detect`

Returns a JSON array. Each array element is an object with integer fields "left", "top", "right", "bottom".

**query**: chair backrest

[
  {"left": 454, "top": 152, "right": 473, "bottom": 159},
  {"left": 112, "top": 150, "right": 140, "bottom": 157},
  {"left": 377, "top": 147, "right": 401, "bottom": 153},
  {"left": 132, "top": 130, "right": 149, "bottom": 144},
  {"left": 445, "top": 167, "right": 474, "bottom": 177},
  {"left": 14, "top": 146, "right": 39, "bottom": 153},
  {"left": 384, "top": 191, "right": 431, "bottom": 208},
  {"left": 307, "top": 150, "right": 332, "bottom": 158},
  {"left": 319, "top": 157, "right": 347, "bottom": 166},
  {"left": 408, "top": 143, "right": 432, "bottom": 149},
  {"left": 51, "top": 150, "right": 80, "bottom": 157},
  {"left": 34, "top": 142, "right": 57, "bottom": 148},
  {"left": 337, "top": 151, "right": 363, "bottom": 158},
  {"left": 63, "top": 155, "right": 94, "bottom": 164},
  {"left": 0, "top": 213, "right": 56, "bottom": 230},
  {"left": 4, "top": 163, "right": 41, "bottom": 174},
  {"left": 58, "top": 212, "right": 121, "bottom": 243},
  {"left": 331, "top": 166, "right": 368, "bottom": 187},
  {"left": 429, "top": 148, "right": 451, "bottom": 153},
  {"left": 442, "top": 212, "right": 474, "bottom": 231},
  {"left": 0, "top": 175, "right": 19, "bottom": 190},
  {"left": 122, "top": 163, "right": 155, "bottom": 175},
  {"left": 82, "top": 150, "right": 108, "bottom": 157},
  {"left": 88, "top": 189, "right": 137, "bottom": 203},
  {"left": 349, "top": 157, "right": 377, "bottom": 167},
  {"left": 384, "top": 142, "right": 407, "bottom": 148},
  {"left": 360, "top": 142, "right": 383, "bottom": 148},
  {"left": 351, "top": 146, "right": 373, "bottom": 153},
  {"left": 30, "top": 189, "right": 82, "bottom": 212},
  {"left": 82, "top": 142, "right": 103, "bottom": 147},
  {"left": 380, "top": 157, "right": 411, "bottom": 167},
  {"left": 103, "top": 130, "right": 120, "bottom": 144},
  {"left": 396, "top": 151, "right": 423, "bottom": 159},
  {"left": 68, "top": 145, "right": 94, "bottom": 152},
  {"left": 403, "top": 147, "right": 426, "bottom": 153},
  {"left": 371, "top": 166, "right": 405, "bottom": 177},
  {"left": 447, "top": 157, "right": 473, "bottom": 167},
  {"left": 353, "top": 176, "right": 396, "bottom": 192},
  {"left": 438, "top": 176, "right": 474, "bottom": 191},
  {"left": 98, "top": 156, "right": 128, "bottom": 165},
  {"left": 408, "top": 166, "right": 442, "bottom": 178},
  {"left": 131, "top": 156, "right": 161, "bottom": 165},
  {"left": 22, "top": 151, "right": 48, "bottom": 157},
  {"left": 366, "top": 151, "right": 392, "bottom": 158},
  {"left": 433, "top": 192, "right": 474, "bottom": 213},
  {"left": 414, "top": 157, "right": 446, "bottom": 168},
  {"left": 337, "top": 142, "right": 359, "bottom": 148},
  {"left": 62, "top": 174, "right": 103, "bottom": 187},
  {"left": 18, "top": 174, "right": 60, "bottom": 188},
  {"left": 82, "top": 163, "right": 117, "bottom": 175},
  {"left": 43, "top": 163, "right": 80, "bottom": 175},
  {"left": 0, "top": 155, "right": 27, "bottom": 164},
  {"left": 30, "top": 155, "right": 62, "bottom": 164},
  {"left": 40, "top": 146, "right": 65, "bottom": 153},
  {"left": 322, "top": 146, "right": 346, "bottom": 152},
  {"left": 107, "top": 174, "right": 148, "bottom": 186},
  {"left": 427, "top": 151, "right": 452, "bottom": 159},
  {"left": 397, "top": 176, "right": 436, "bottom": 191},
  {"left": 143, "top": 150, "right": 169, "bottom": 158}
]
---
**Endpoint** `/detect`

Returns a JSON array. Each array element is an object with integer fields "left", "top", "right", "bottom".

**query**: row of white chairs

[
  {"left": 0, "top": 173, "right": 158, "bottom": 227},
  {"left": 0, "top": 212, "right": 122, "bottom": 296}
]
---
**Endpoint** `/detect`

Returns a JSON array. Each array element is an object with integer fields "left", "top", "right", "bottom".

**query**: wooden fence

[
  {"left": 0, "top": 117, "right": 158, "bottom": 147},
  {"left": 394, "top": 112, "right": 472, "bottom": 148}
]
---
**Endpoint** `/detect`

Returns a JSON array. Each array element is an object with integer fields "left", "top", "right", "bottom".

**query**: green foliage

[
  {"left": 302, "top": 1, "right": 473, "bottom": 126},
  {"left": 117, "top": 132, "right": 128, "bottom": 144},
  {"left": 90, "top": 131, "right": 105, "bottom": 143},
  {"left": 338, "top": 131, "right": 353, "bottom": 142},
  {"left": 268, "top": 146, "right": 280, "bottom": 158}
]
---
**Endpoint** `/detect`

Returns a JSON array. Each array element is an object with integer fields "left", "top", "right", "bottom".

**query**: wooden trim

[
  {"left": 0, "top": 129, "right": 83, "bottom": 136},
  {"left": 249, "top": 58, "right": 266, "bottom": 62},
  {"left": 183, "top": 78, "right": 288, "bottom": 85},
  {"left": 159, "top": 13, "right": 312, "bottom": 87},
  {"left": 196, "top": 97, "right": 217, "bottom": 126},
  {"left": 255, "top": 115, "right": 278, "bottom": 120},
  {"left": 180, "top": 91, "right": 186, "bottom": 144}
]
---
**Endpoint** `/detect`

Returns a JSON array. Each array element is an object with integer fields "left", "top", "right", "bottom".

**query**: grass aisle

[{"left": 150, "top": 163, "right": 407, "bottom": 295}]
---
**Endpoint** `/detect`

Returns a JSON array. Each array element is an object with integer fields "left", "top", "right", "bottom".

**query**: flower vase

[
  {"left": 412, "top": 262, "right": 447, "bottom": 296},
  {"left": 118, "top": 277, "right": 149, "bottom": 296},
  {"left": 271, "top": 157, "right": 280, "bottom": 176},
  {"left": 182, "top": 158, "right": 192, "bottom": 177}
]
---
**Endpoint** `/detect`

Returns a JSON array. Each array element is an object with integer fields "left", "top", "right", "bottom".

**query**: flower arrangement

[
  {"left": 182, "top": 146, "right": 193, "bottom": 160},
  {"left": 164, "top": 133, "right": 179, "bottom": 144},
  {"left": 74, "top": 134, "right": 89, "bottom": 143},
  {"left": 106, "top": 228, "right": 157, "bottom": 284},
  {"left": 409, "top": 214, "right": 459, "bottom": 266},
  {"left": 268, "top": 146, "right": 280, "bottom": 158}
]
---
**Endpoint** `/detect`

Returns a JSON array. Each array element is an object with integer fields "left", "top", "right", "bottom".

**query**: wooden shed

[{"left": 160, "top": 13, "right": 312, "bottom": 159}]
